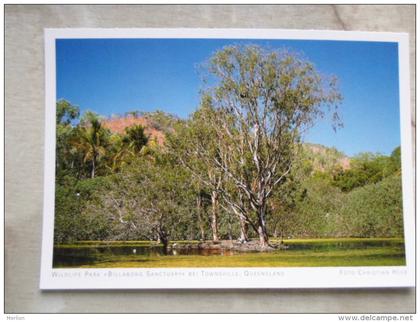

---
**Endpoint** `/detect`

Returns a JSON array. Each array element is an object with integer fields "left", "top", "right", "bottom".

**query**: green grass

[
  {"left": 274, "top": 237, "right": 404, "bottom": 244},
  {"left": 53, "top": 238, "right": 406, "bottom": 268}
]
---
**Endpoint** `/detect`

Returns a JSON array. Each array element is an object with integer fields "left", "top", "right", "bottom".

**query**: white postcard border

[{"left": 40, "top": 28, "right": 415, "bottom": 290}]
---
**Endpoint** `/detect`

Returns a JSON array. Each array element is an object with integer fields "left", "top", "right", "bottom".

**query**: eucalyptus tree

[
  {"left": 200, "top": 45, "right": 342, "bottom": 247},
  {"left": 167, "top": 110, "right": 223, "bottom": 242}
]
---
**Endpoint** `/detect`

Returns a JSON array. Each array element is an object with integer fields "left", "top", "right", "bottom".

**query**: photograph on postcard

[{"left": 40, "top": 29, "right": 414, "bottom": 289}]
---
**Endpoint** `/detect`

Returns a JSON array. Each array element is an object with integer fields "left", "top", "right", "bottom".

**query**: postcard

[{"left": 40, "top": 28, "right": 414, "bottom": 289}]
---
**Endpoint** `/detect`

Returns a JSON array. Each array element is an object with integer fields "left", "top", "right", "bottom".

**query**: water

[
  {"left": 53, "top": 244, "right": 236, "bottom": 267},
  {"left": 52, "top": 240, "right": 404, "bottom": 268}
]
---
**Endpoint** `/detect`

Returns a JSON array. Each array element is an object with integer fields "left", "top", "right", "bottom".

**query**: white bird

[{"left": 132, "top": 248, "right": 137, "bottom": 254}]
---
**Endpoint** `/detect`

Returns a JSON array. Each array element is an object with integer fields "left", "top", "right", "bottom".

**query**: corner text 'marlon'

[{"left": 6, "top": 316, "right": 25, "bottom": 321}]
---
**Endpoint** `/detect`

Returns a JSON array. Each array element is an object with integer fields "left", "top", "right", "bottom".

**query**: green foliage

[
  {"left": 122, "top": 125, "right": 148, "bottom": 153},
  {"left": 266, "top": 145, "right": 403, "bottom": 239},
  {"left": 110, "top": 125, "right": 150, "bottom": 171},
  {"left": 55, "top": 94, "right": 404, "bottom": 242},
  {"left": 83, "top": 153, "right": 196, "bottom": 244},
  {"left": 340, "top": 174, "right": 403, "bottom": 237},
  {"left": 332, "top": 150, "right": 401, "bottom": 192},
  {"left": 54, "top": 176, "right": 113, "bottom": 243},
  {"left": 389, "top": 146, "right": 402, "bottom": 173},
  {"left": 56, "top": 99, "right": 80, "bottom": 125},
  {"left": 144, "top": 110, "right": 181, "bottom": 133},
  {"left": 71, "top": 112, "right": 112, "bottom": 178},
  {"left": 56, "top": 100, "right": 81, "bottom": 181},
  {"left": 293, "top": 174, "right": 344, "bottom": 238}
]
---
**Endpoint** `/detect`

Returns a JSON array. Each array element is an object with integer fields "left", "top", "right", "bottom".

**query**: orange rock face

[{"left": 102, "top": 116, "right": 165, "bottom": 145}]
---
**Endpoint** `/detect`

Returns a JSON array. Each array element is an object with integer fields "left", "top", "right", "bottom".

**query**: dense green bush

[
  {"left": 340, "top": 174, "right": 403, "bottom": 237},
  {"left": 54, "top": 176, "right": 113, "bottom": 243},
  {"left": 293, "top": 174, "right": 344, "bottom": 238}
]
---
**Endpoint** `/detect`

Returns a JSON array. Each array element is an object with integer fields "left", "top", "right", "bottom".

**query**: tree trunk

[
  {"left": 227, "top": 215, "right": 233, "bottom": 241},
  {"left": 196, "top": 195, "right": 205, "bottom": 241},
  {"left": 257, "top": 203, "right": 269, "bottom": 248},
  {"left": 158, "top": 229, "right": 169, "bottom": 249},
  {"left": 239, "top": 217, "right": 249, "bottom": 243},
  {"left": 237, "top": 193, "right": 249, "bottom": 242},
  {"left": 210, "top": 190, "right": 220, "bottom": 242},
  {"left": 258, "top": 224, "right": 269, "bottom": 248},
  {"left": 273, "top": 227, "right": 278, "bottom": 238},
  {"left": 91, "top": 156, "right": 96, "bottom": 178}
]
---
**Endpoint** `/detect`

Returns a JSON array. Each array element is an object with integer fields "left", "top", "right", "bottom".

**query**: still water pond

[
  {"left": 53, "top": 239, "right": 404, "bottom": 268},
  {"left": 53, "top": 246, "right": 236, "bottom": 267}
]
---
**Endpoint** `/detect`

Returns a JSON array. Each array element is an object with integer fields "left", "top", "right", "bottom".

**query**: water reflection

[
  {"left": 52, "top": 240, "right": 403, "bottom": 268},
  {"left": 53, "top": 244, "right": 237, "bottom": 267}
]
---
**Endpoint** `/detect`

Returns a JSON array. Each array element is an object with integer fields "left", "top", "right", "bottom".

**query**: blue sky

[{"left": 56, "top": 38, "right": 400, "bottom": 157}]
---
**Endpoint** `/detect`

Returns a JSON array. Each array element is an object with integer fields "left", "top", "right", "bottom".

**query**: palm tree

[
  {"left": 72, "top": 113, "right": 110, "bottom": 178},
  {"left": 123, "top": 125, "right": 149, "bottom": 154},
  {"left": 111, "top": 125, "right": 149, "bottom": 171}
]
